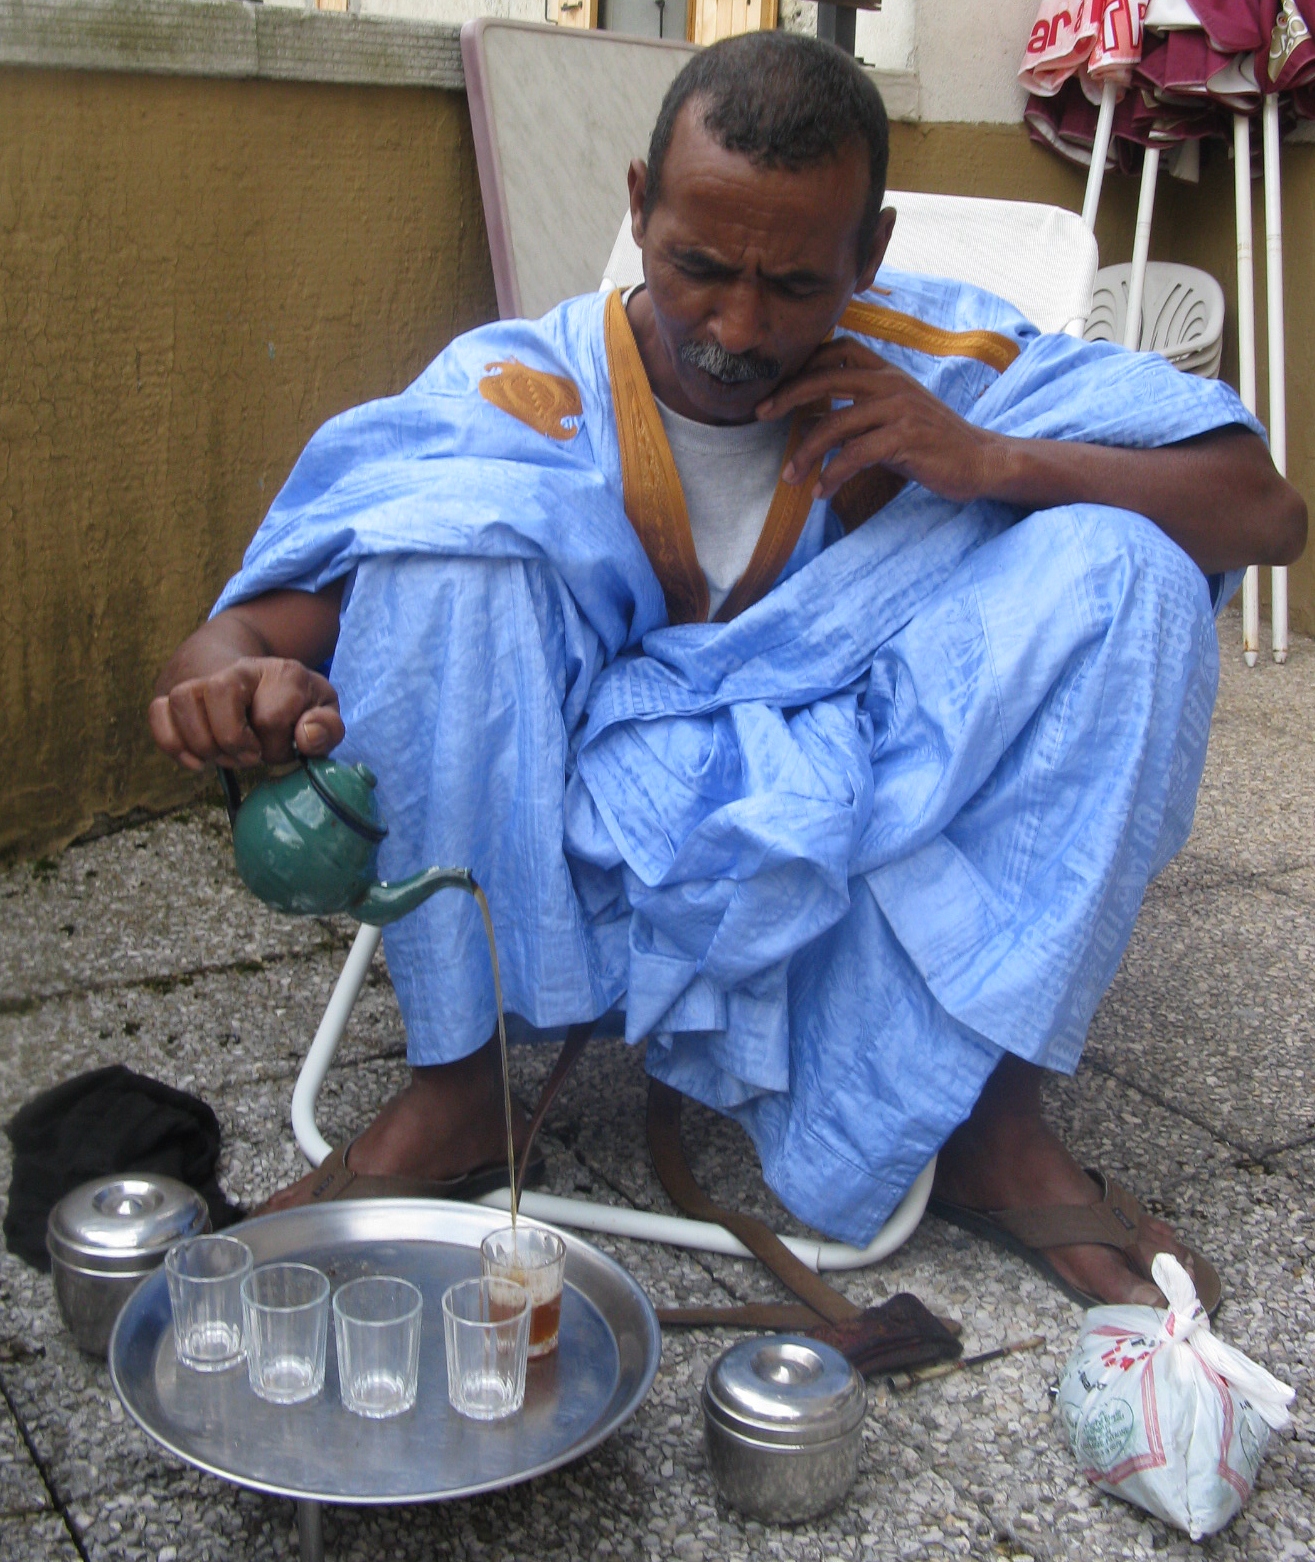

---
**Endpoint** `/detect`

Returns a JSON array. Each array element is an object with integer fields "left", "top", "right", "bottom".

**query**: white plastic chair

[
  {"left": 601, "top": 188, "right": 1099, "bottom": 337},
  {"left": 288, "top": 24, "right": 1100, "bottom": 1274},
  {"left": 1084, "top": 262, "right": 1225, "bottom": 379}
]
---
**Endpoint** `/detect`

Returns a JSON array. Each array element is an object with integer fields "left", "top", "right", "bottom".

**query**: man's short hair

[{"left": 644, "top": 33, "right": 890, "bottom": 259}]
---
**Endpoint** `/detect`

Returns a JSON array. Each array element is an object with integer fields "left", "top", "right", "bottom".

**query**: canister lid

[
  {"left": 46, "top": 1175, "right": 209, "bottom": 1274},
  {"left": 702, "top": 1336, "right": 867, "bottom": 1447}
]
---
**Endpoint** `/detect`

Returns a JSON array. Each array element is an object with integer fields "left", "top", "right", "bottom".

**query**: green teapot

[{"left": 221, "top": 759, "right": 474, "bottom": 925}]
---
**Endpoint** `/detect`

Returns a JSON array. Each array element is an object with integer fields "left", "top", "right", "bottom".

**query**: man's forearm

[
  {"left": 155, "top": 585, "right": 345, "bottom": 697},
  {"left": 985, "top": 427, "right": 1307, "bottom": 575}
]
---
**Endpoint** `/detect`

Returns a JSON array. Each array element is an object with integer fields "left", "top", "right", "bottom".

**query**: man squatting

[{"left": 151, "top": 35, "right": 1305, "bottom": 1311}]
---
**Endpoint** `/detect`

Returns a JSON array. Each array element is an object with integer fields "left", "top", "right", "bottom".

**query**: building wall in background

[{"left": 0, "top": 64, "right": 497, "bottom": 858}]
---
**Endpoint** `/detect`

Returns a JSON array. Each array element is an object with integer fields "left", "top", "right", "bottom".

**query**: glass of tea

[
  {"left": 442, "top": 1277, "right": 530, "bottom": 1420},
  {"left": 479, "top": 1225, "right": 566, "bottom": 1359}
]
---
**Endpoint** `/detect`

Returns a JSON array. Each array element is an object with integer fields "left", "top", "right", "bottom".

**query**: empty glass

[
  {"left": 333, "top": 1275, "right": 423, "bottom": 1419},
  {"left": 165, "top": 1235, "right": 252, "bottom": 1372},
  {"left": 442, "top": 1277, "right": 530, "bottom": 1421},
  {"left": 241, "top": 1262, "right": 330, "bottom": 1404},
  {"left": 480, "top": 1225, "right": 566, "bottom": 1359}
]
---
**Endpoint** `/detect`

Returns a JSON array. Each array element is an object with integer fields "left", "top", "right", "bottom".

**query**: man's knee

[{"left": 1072, "top": 504, "right": 1214, "bottom": 636}]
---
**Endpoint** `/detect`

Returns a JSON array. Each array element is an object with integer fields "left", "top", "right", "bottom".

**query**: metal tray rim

[{"left": 109, "top": 1198, "right": 662, "bottom": 1505}]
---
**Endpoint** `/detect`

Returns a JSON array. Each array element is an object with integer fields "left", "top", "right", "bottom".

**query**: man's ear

[
  {"left": 628, "top": 159, "right": 649, "bottom": 246},
  {"left": 856, "top": 207, "right": 897, "bottom": 294}
]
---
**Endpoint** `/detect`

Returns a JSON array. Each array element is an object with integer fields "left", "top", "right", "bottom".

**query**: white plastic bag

[{"left": 1056, "top": 1254, "right": 1294, "bottom": 1540}]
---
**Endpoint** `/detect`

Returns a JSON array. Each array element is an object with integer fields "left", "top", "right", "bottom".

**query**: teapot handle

[{"left": 218, "top": 767, "right": 243, "bottom": 829}]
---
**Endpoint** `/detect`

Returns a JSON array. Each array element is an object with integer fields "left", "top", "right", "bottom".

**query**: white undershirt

[{"left": 655, "top": 396, "right": 791, "bottom": 617}]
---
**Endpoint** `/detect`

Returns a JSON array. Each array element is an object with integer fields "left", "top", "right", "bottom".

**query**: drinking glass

[
  {"left": 480, "top": 1225, "right": 566, "bottom": 1359},
  {"left": 241, "top": 1262, "right": 330, "bottom": 1404},
  {"left": 165, "top": 1235, "right": 252, "bottom": 1372},
  {"left": 442, "top": 1277, "right": 530, "bottom": 1421},
  {"left": 333, "top": 1275, "right": 423, "bottom": 1419}
]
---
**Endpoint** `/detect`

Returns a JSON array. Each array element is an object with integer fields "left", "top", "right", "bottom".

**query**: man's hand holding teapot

[{"left": 148, "top": 585, "right": 345, "bottom": 772}]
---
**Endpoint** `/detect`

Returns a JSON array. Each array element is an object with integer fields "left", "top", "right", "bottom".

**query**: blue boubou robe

[{"left": 216, "top": 273, "right": 1255, "bottom": 1243}]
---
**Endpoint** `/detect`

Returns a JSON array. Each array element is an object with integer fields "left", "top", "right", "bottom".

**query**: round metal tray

[{"left": 110, "top": 1199, "right": 661, "bottom": 1505}]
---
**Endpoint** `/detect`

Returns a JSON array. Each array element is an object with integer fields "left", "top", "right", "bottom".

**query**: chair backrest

[
  {"left": 1085, "top": 261, "right": 1224, "bottom": 376},
  {"left": 602, "top": 190, "right": 1099, "bottom": 335},
  {"left": 462, "top": 19, "right": 1098, "bottom": 334},
  {"left": 461, "top": 19, "right": 695, "bottom": 320}
]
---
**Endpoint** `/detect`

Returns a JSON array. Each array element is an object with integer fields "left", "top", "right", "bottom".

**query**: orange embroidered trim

[
  {"left": 603, "top": 291, "right": 709, "bottom": 626},
  {"left": 479, "top": 360, "right": 582, "bottom": 441},
  {"left": 839, "top": 300, "right": 1020, "bottom": 374},
  {"left": 603, "top": 290, "right": 820, "bottom": 626}
]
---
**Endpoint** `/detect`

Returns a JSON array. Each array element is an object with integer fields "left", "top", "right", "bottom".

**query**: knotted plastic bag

[{"left": 1056, "top": 1254, "right": 1294, "bottom": 1539}]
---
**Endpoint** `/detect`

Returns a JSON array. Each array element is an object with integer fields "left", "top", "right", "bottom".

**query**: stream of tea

[{"left": 472, "top": 883, "right": 517, "bottom": 1233}]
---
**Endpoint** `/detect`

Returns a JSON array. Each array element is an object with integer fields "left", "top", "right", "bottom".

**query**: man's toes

[{"left": 1049, "top": 1243, "right": 1167, "bottom": 1308}]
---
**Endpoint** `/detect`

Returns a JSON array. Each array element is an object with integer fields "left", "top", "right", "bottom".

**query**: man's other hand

[
  {"left": 757, "top": 338, "right": 1003, "bottom": 505},
  {"left": 150, "top": 659, "right": 344, "bottom": 773},
  {"left": 149, "top": 583, "right": 347, "bottom": 773},
  {"left": 757, "top": 338, "right": 1306, "bottom": 574}
]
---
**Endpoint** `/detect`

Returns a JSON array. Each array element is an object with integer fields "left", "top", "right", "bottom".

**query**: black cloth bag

[{"left": 4, "top": 1065, "right": 243, "bottom": 1270}]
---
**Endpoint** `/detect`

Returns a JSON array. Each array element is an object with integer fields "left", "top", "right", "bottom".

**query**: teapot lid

[
  {"left": 304, "top": 758, "right": 387, "bottom": 843},
  {"left": 702, "top": 1336, "right": 866, "bottom": 1447},
  {"left": 47, "top": 1175, "right": 210, "bottom": 1273}
]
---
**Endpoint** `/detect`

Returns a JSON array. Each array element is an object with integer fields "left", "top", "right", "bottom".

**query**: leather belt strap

[
  {"left": 515, "top": 1034, "right": 961, "bottom": 1376},
  {"left": 646, "top": 1079, "right": 860, "bottom": 1326},
  {"left": 516, "top": 1021, "right": 595, "bottom": 1193}
]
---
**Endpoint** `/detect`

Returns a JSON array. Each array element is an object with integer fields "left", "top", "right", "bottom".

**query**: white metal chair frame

[{"left": 291, "top": 923, "right": 936, "bottom": 1273}]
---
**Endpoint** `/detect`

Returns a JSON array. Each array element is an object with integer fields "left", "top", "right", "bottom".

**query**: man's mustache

[{"left": 678, "top": 338, "right": 781, "bottom": 386}]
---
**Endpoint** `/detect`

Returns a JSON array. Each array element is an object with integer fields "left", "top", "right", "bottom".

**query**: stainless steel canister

[
  {"left": 47, "top": 1175, "right": 210, "bottom": 1356},
  {"left": 702, "top": 1335, "right": 867, "bottom": 1523}
]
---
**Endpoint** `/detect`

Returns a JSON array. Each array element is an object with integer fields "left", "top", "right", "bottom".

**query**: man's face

[{"left": 628, "top": 106, "right": 893, "bottom": 425}]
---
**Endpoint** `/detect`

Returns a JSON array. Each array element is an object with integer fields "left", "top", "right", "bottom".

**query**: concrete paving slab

[
  {"left": 1169, "top": 614, "right": 1315, "bottom": 897},
  {"left": 0, "top": 1514, "right": 82, "bottom": 1560},
  {"left": 0, "top": 619, "right": 1312, "bottom": 1558},
  {"left": 0, "top": 804, "right": 352, "bottom": 1009},
  {"left": 0, "top": 1384, "right": 49, "bottom": 1519},
  {"left": 1083, "top": 876, "right": 1315, "bottom": 1154}
]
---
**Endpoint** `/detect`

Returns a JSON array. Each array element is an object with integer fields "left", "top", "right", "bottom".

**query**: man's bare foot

[
  {"left": 260, "top": 1034, "right": 528, "bottom": 1214},
  {"left": 931, "top": 1055, "right": 1196, "bottom": 1307}
]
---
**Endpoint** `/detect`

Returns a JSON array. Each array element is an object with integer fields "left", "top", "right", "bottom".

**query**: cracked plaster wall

[{"left": 0, "top": 65, "right": 497, "bottom": 858}]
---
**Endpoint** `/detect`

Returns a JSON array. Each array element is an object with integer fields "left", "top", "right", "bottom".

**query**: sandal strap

[
  {"left": 306, "top": 1143, "right": 358, "bottom": 1203},
  {"left": 991, "top": 1171, "right": 1145, "bottom": 1255}
]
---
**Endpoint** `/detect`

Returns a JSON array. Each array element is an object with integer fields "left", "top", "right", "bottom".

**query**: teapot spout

[{"left": 357, "top": 867, "right": 477, "bottom": 926}]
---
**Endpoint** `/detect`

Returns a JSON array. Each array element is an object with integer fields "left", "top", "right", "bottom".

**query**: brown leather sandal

[
  {"left": 263, "top": 1137, "right": 546, "bottom": 1209},
  {"left": 929, "top": 1169, "right": 1222, "bottom": 1316}
]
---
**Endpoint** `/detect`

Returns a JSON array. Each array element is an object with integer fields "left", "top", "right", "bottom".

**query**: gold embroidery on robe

[
  {"left": 839, "top": 300, "right": 1021, "bottom": 374},
  {"left": 603, "top": 290, "right": 710, "bottom": 626},
  {"left": 479, "top": 360, "right": 583, "bottom": 441},
  {"left": 603, "top": 289, "right": 821, "bottom": 627}
]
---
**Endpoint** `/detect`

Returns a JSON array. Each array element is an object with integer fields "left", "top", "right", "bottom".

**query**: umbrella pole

[
  {"left": 1082, "top": 80, "right": 1118, "bottom": 231},
  {"left": 1263, "top": 94, "right": 1289, "bottom": 664},
  {"left": 1122, "top": 147, "right": 1159, "bottom": 351},
  {"left": 1235, "top": 111, "right": 1260, "bottom": 667}
]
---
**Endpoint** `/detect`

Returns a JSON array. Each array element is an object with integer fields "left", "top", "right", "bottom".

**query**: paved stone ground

[{"left": 0, "top": 609, "right": 1311, "bottom": 1562}]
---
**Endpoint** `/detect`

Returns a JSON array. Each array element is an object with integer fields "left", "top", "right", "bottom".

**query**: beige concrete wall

[
  {"left": 0, "top": 65, "right": 497, "bottom": 858},
  {"left": 888, "top": 121, "right": 1314, "bottom": 635}
]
